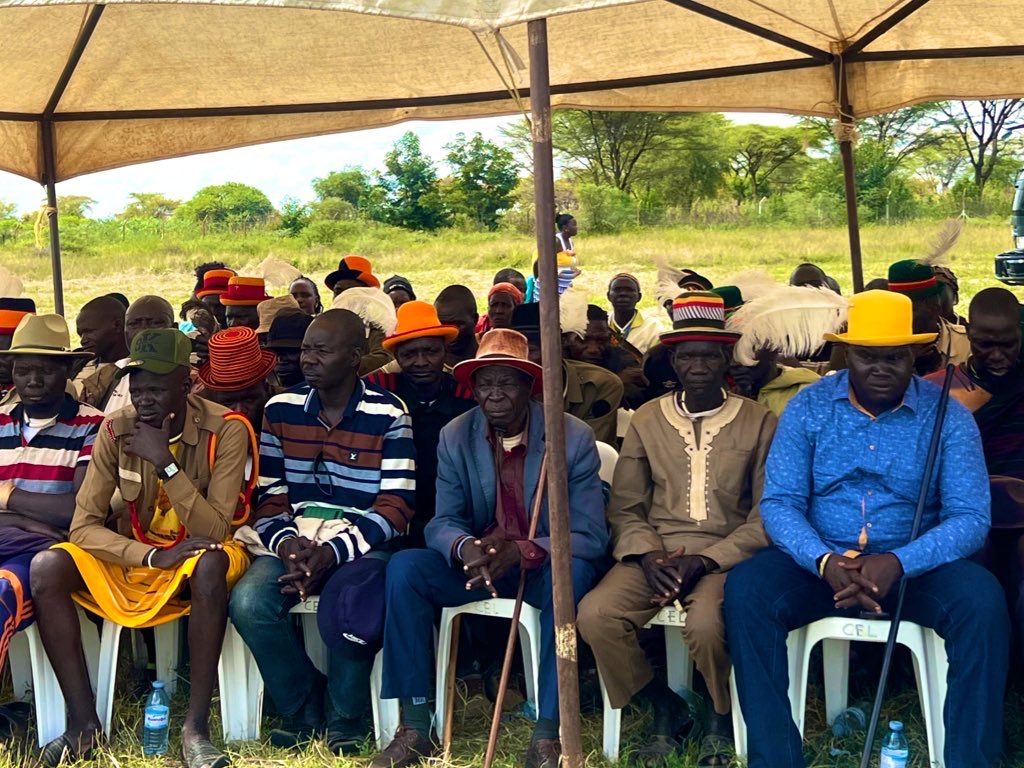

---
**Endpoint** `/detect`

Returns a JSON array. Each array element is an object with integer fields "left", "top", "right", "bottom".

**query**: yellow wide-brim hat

[{"left": 823, "top": 289, "right": 937, "bottom": 347}]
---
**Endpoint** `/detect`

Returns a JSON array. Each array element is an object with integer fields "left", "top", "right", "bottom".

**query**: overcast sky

[{"left": 0, "top": 112, "right": 795, "bottom": 219}]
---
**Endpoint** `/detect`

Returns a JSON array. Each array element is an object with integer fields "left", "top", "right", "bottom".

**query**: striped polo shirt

[
  {"left": 254, "top": 381, "right": 416, "bottom": 563},
  {"left": 0, "top": 394, "right": 104, "bottom": 494}
]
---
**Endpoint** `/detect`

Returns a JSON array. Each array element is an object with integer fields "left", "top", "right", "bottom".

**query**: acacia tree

[
  {"left": 729, "top": 125, "right": 808, "bottom": 200},
  {"left": 939, "top": 99, "right": 1024, "bottom": 196},
  {"left": 119, "top": 192, "right": 180, "bottom": 220},
  {"left": 374, "top": 132, "right": 449, "bottom": 230}
]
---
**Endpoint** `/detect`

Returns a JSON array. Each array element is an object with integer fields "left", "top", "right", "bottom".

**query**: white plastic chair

[
  {"left": 596, "top": 441, "right": 619, "bottom": 486},
  {"left": 216, "top": 598, "right": 399, "bottom": 746},
  {"left": 616, "top": 409, "right": 633, "bottom": 441},
  {"left": 792, "top": 617, "right": 947, "bottom": 767},
  {"left": 433, "top": 598, "right": 542, "bottom": 745},
  {"left": 7, "top": 612, "right": 101, "bottom": 747}
]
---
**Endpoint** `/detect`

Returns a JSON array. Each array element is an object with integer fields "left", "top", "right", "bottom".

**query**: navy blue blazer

[{"left": 425, "top": 400, "right": 608, "bottom": 566}]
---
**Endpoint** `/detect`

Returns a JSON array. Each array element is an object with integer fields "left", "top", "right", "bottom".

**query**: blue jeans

[
  {"left": 724, "top": 547, "right": 1009, "bottom": 768},
  {"left": 380, "top": 548, "right": 597, "bottom": 723},
  {"left": 228, "top": 555, "right": 374, "bottom": 720}
]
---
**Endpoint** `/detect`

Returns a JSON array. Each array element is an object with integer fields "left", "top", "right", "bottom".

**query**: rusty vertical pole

[
  {"left": 528, "top": 17, "right": 583, "bottom": 768},
  {"left": 834, "top": 56, "right": 864, "bottom": 293}
]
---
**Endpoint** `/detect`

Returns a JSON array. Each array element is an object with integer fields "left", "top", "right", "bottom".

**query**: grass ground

[
  {"left": 1, "top": 218, "right": 1020, "bottom": 322},
  {"left": 0, "top": 218, "right": 1020, "bottom": 766}
]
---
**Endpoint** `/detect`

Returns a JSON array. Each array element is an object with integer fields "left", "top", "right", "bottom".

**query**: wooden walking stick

[
  {"left": 859, "top": 364, "right": 955, "bottom": 768},
  {"left": 482, "top": 453, "right": 548, "bottom": 768}
]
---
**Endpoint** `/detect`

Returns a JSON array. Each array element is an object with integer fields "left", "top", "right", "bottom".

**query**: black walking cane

[{"left": 859, "top": 363, "right": 956, "bottom": 768}]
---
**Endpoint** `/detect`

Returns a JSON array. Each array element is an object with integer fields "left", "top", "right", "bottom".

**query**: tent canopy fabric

[{"left": 3, "top": 0, "right": 1024, "bottom": 183}]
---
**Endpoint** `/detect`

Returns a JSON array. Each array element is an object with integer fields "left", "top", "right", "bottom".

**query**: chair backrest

[{"left": 596, "top": 441, "right": 619, "bottom": 486}]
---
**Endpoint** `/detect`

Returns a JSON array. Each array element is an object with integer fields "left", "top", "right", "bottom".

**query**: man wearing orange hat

[
  {"left": 0, "top": 298, "right": 36, "bottom": 395},
  {"left": 366, "top": 301, "right": 475, "bottom": 547},
  {"left": 725, "top": 290, "right": 1007, "bottom": 768},
  {"left": 195, "top": 267, "right": 236, "bottom": 329},
  {"left": 220, "top": 276, "right": 273, "bottom": 330},
  {"left": 373, "top": 329, "right": 608, "bottom": 768},
  {"left": 325, "top": 256, "right": 380, "bottom": 297}
]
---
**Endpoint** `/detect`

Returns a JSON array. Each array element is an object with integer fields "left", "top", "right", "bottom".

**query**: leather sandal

[{"left": 181, "top": 736, "right": 230, "bottom": 768}]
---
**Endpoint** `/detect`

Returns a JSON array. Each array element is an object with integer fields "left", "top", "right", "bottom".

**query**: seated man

[
  {"left": 0, "top": 298, "right": 37, "bottom": 397},
  {"left": 888, "top": 259, "right": 969, "bottom": 376},
  {"left": 566, "top": 304, "right": 646, "bottom": 410},
  {"left": 366, "top": 301, "right": 475, "bottom": 547},
  {"left": 195, "top": 267, "right": 236, "bottom": 329},
  {"left": 0, "top": 315, "right": 103, "bottom": 731},
  {"left": 434, "top": 285, "right": 480, "bottom": 368},
  {"left": 267, "top": 311, "right": 313, "bottom": 389},
  {"left": 724, "top": 290, "right": 1008, "bottom": 768},
  {"left": 220, "top": 277, "right": 272, "bottom": 330},
  {"left": 578, "top": 292, "right": 776, "bottom": 766},
  {"left": 30, "top": 328, "right": 250, "bottom": 768},
  {"left": 511, "top": 302, "right": 624, "bottom": 444},
  {"left": 607, "top": 273, "right": 662, "bottom": 354},
  {"left": 74, "top": 296, "right": 129, "bottom": 400},
  {"left": 230, "top": 309, "right": 415, "bottom": 755},
  {"left": 925, "top": 287, "right": 1024, "bottom": 669},
  {"left": 372, "top": 329, "right": 608, "bottom": 768}
]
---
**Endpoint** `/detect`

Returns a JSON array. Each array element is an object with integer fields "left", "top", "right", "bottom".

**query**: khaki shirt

[
  {"left": 609, "top": 393, "right": 776, "bottom": 571},
  {"left": 70, "top": 394, "right": 248, "bottom": 567},
  {"left": 359, "top": 327, "right": 395, "bottom": 377},
  {"left": 564, "top": 360, "right": 624, "bottom": 445}
]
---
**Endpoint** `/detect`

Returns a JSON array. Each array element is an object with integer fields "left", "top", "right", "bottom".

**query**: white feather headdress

[
  {"left": 653, "top": 253, "right": 713, "bottom": 307},
  {"left": 724, "top": 270, "right": 779, "bottom": 303},
  {"left": 559, "top": 288, "right": 588, "bottom": 338},
  {"left": 258, "top": 256, "right": 302, "bottom": 292},
  {"left": 918, "top": 219, "right": 962, "bottom": 267},
  {"left": 728, "top": 286, "right": 848, "bottom": 366},
  {"left": 331, "top": 287, "right": 397, "bottom": 336},
  {"left": 0, "top": 267, "right": 24, "bottom": 299}
]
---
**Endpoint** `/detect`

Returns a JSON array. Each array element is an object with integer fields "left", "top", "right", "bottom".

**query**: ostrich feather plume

[
  {"left": 728, "top": 286, "right": 848, "bottom": 366},
  {"left": 331, "top": 287, "right": 397, "bottom": 336}
]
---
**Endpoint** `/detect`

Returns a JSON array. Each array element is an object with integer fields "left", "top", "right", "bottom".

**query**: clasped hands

[
  {"left": 276, "top": 536, "right": 336, "bottom": 601},
  {"left": 822, "top": 553, "right": 904, "bottom": 614},
  {"left": 460, "top": 536, "right": 520, "bottom": 598},
  {"left": 640, "top": 547, "right": 712, "bottom": 607}
]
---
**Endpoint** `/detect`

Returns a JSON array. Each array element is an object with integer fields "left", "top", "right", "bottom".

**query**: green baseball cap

[{"left": 117, "top": 328, "right": 192, "bottom": 378}]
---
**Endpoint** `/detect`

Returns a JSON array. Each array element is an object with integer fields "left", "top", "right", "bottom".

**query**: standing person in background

[
  {"left": 493, "top": 268, "right": 527, "bottom": 297},
  {"left": 607, "top": 273, "right": 662, "bottom": 354},
  {"left": 555, "top": 213, "right": 577, "bottom": 255},
  {"left": 475, "top": 282, "right": 524, "bottom": 337},
  {"left": 434, "top": 285, "right": 480, "bottom": 368},
  {"left": 289, "top": 277, "right": 323, "bottom": 317}
]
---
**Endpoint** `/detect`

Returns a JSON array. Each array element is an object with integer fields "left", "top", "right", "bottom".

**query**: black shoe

[
  {"left": 326, "top": 716, "right": 372, "bottom": 756},
  {"left": 268, "top": 678, "right": 326, "bottom": 749}
]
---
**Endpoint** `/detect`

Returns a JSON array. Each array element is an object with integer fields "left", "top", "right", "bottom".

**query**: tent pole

[
  {"left": 834, "top": 58, "right": 864, "bottom": 293},
  {"left": 528, "top": 18, "right": 583, "bottom": 768},
  {"left": 41, "top": 120, "right": 64, "bottom": 316}
]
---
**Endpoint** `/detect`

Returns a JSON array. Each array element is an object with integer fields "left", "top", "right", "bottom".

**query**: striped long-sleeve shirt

[{"left": 253, "top": 381, "right": 416, "bottom": 563}]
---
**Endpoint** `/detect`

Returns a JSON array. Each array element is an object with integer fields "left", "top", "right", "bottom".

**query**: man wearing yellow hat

[
  {"left": 725, "top": 290, "right": 1008, "bottom": 768},
  {"left": 30, "top": 328, "right": 249, "bottom": 768},
  {"left": 0, "top": 315, "right": 103, "bottom": 733},
  {"left": 366, "top": 301, "right": 475, "bottom": 547}
]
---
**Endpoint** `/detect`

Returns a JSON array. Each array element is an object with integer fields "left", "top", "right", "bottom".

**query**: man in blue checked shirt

[
  {"left": 229, "top": 309, "right": 416, "bottom": 755},
  {"left": 725, "top": 290, "right": 1009, "bottom": 768}
]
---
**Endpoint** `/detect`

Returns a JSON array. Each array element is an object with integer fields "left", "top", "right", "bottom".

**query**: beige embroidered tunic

[{"left": 608, "top": 392, "right": 776, "bottom": 570}]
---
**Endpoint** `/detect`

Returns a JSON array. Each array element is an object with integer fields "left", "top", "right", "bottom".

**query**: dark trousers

[
  {"left": 380, "top": 548, "right": 597, "bottom": 723},
  {"left": 228, "top": 555, "right": 374, "bottom": 721},
  {"left": 724, "top": 547, "right": 1009, "bottom": 768}
]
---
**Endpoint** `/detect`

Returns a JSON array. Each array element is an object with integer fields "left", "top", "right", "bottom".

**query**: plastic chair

[
  {"left": 217, "top": 621, "right": 263, "bottom": 741},
  {"left": 433, "top": 598, "right": 542, "bottom": 745},
  {"left": 596, "top": 441, "right": 619, "bottom": 486},
  {"left": 7, "top": 612, "right": 101, "bottom": 747},
  {"left": 616, "top": 409, "right": 633, "bottom": 441},
  {"left": 792, "top": 617, "right": 947, "bottom": 767}
]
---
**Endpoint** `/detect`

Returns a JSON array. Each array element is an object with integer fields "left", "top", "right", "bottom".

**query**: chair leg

[
  {"left": 598, "top": 666, "right": 622, "bottom": 762},
  {"left": 821, "top": 638, "right": 851, "bottom": 727},
  {"left": 433, "top": 608, "right": 458, "bottom": 744},
  {"left": 299, "top": 614, "right": 327, "bottom": 675},
  {"left": 8, "top": 630, "right": 32, "bottom": 702},
  {"left": 518, "top": 608, "right": 541, "bottom": 721},
  {"left": 24, "top": 624, "right": 68, "bottom": 747},
  {"left": 785, "top": 627, "right": 806, "bottom": 733},
  {"left": 95, "top": 621, "right": 124, "bottom": 737},
  {"left": 663, "top": 625, "right": 692, "bottom": 694},
  {"left": 218, "top": 622, "right": 262, "bottom": 742},
  {"left": 153, "top": 621, "right": 181, "bottom": 696},
  {"left": 371, "top": 650, "right": 400, "bottom": 749},
  {"left": 729, "top": 670, "right": 746, "bottom": 758}
]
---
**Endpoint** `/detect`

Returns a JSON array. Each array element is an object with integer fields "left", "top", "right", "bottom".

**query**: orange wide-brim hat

[
  {"left": 325, "top": 255, "right": 381, "bottom": 290},
  {"left": 196, "top": 327, "right": 277, "bottom": 391},
  {"left": 381, "top": 301, "right": 459, "bottom": 352},
  {"left": 453, "top": 328, "right": 543, "bottom": 396}
]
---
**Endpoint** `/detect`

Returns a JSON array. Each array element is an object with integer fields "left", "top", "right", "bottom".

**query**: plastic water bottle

[
  {"left": 831, "top": 702, "right": 869, "bottom": 737},
  {"left": 142, "top": 680, "right": 170, "bottom": 756},
  {"left": 880, "top": 720, "right": 909, "bottom": 768}
]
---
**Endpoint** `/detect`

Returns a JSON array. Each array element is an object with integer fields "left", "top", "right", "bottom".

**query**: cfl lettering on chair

[{"left": 842, "top": 622, "right": 883, "bottom": 640}]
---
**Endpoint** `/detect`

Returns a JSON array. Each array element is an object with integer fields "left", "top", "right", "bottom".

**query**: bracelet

[
  {"left": 817, "top": 552, "right": 833, "bottom": 578},
  {"left": 0, "top": 482, "right": 15, "bottom": 511},
  {"left": 145, "top": 548, "right": 157, "bottom": 568}
]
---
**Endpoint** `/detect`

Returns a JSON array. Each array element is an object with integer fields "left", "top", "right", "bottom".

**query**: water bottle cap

[
  {"left": 889, "top": 720, "right": 903, "bottom": 731},
  {"left": 152, "top": 681, "right": 165, "bottom": 689}
]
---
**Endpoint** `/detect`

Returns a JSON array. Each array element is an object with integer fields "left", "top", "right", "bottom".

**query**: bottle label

[
  {"left": 880, "top": 750, "right": 909, "bottom": 768},
  {"left": 145, "top": 706, "right": 169, "bottom": 729}
]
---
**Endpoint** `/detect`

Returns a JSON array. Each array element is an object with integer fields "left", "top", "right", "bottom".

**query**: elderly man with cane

[
  {"left": 724, "top": 290, "right": 1009, "bottom": 768},
  {"left": 370, "top": 329, "right": 608, "bottom": 768}
]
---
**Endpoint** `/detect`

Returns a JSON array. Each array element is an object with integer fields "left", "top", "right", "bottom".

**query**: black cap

[
  {"left": 510, "top": 302, "right": 541, "bottom": 337},
  {"left": 383, "top": 275, "right": 416, "bottom": 300},
  {"left": 267, "top": 312, "right": 314, "bottom": 350}
]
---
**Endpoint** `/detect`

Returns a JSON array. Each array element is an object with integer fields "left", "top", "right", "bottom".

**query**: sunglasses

[{"left": 313, "top": 450, "right": 333, "bottom": 497}]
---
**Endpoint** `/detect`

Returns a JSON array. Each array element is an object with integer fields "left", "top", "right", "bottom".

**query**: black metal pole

[
  {"left": 834, "top": 57, "right": 865, "bottom": 293},
  {"left": 859, "top": 364, "right": 955, "bottom": 768},
  {"left": 528, "top": 18, "right": 583, "bottom": 768},
  {"left": 41, "top": 120, "right": 64, "bottom": 316}
]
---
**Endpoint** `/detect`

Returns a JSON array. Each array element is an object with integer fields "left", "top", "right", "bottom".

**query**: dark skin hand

[
  {"left": 276, "top": 537, "right": 335, "bottom": 600},
  {"left": 123, "top": 413, "right": 176, "bottom": 470},
  {"left": 641, "top": 548, "right": 714, "bottom": 606},
  {"left": 832, "top": 553, "right": 904, "bottom": 612},
  {"left": 150, "top": 537, "right": 223, "bottom": 570},
  {"left": 462, "top": 536, "right": 521, "bottom": 597}
]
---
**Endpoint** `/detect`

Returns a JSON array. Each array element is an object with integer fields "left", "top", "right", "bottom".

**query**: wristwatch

[{"left": 157, "top": 461, "right": 181, "bottom": 482}]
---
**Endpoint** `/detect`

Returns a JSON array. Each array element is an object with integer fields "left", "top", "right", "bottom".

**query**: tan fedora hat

[{"left": 0, "top": 314, "right": 92, "bottom": 358}]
